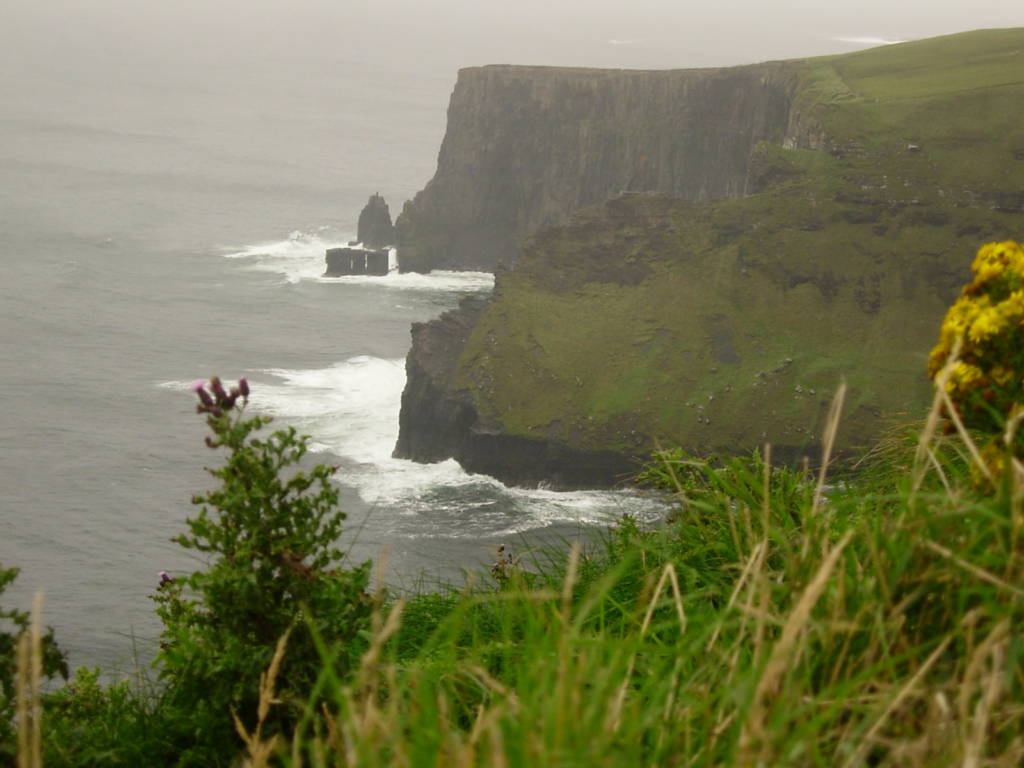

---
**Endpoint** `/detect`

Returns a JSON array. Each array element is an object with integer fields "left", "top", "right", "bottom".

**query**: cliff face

[
  {"left": 395, "top": 63, "right": 801, "bottom": 272},
  {"left": 393, "top": 29, "right": 1024, "bottom": 488},
  {"left": 394, "top": 297, "right": 484, "bottom": 464},
  {"left": 394, "top": 296, "right": 634, "bottom": 488}
]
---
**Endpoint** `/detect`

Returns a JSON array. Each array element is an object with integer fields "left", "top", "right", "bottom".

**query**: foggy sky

[
  {"left": 1, "top": 0, "right": 1019, "bottom": 209},
  {"left": 3, "top": 0, "right": 1021, "bottom": 75}
]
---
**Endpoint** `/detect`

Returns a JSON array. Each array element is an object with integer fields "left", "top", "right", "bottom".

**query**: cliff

[
  {"left": 395, "top": 62, "right": 803, "bottom": 272},
  {"left": 394, "top": 297, "right": 635, "bottom": 488},
  {"left": 394, "top": 29, "right": 1024, "bottom": 488}
]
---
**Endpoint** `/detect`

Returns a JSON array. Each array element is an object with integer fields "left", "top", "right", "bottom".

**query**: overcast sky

[{"left": 3, "top": 0, "right": 1021, "bottom": 73}]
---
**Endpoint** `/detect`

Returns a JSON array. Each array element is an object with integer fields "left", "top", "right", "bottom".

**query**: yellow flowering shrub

[{"left": 929, "top": 240, "right": 1024, "bottom": 459}]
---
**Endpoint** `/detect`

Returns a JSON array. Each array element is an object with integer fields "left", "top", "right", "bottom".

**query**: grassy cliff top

[
  {"left": 821, "top": 28, "right": 1024, "bottom": 99},
  {"left": 796, "top": 28, "right": 1024, "bottom": 197},
  {"left": 455, "top": 28, "right": 1024, "bottom": 463}
]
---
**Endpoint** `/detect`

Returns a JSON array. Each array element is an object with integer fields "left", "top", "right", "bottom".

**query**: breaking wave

[
  {"left": 221, "top": 229, "right": 494, "bottom": 291},
  {"left": 160, "top": 356, "right": 665, "bottom": 540}
]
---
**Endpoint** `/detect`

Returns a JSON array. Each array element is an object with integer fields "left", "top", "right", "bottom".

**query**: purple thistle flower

[
  {"left": 238, "top": 377, "right": 249, "bottom": 398},
  {"left": 193, "top": 386, "right": 214, "bottom": 407},
  {"left": 159, "top": 571, "right": 174, "bottom": 586},
  {"left": 210, "top": 376, "right": 227, "bottom": 404}
]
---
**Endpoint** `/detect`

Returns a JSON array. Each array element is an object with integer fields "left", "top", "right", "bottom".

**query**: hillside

[{"left": 394, "top": 29, "right": 1024, "bottom": 486}]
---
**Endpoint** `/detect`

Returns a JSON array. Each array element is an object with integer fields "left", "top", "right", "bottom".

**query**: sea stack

[
  {"left": 323, "top": 193, "right": 396, "bottom": 276},
  {"left": 357, "top": 193, "right": 396, "bottom": 249}
]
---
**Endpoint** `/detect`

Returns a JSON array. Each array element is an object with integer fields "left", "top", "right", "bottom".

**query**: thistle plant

[
  {"left": 154, "top": 377, "right": 371, "bottom": 764},
  {"left": 928, "top": 241, "right": 1024, "bottom": 480}
]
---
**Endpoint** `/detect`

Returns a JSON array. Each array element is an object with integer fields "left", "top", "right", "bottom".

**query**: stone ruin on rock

[{"left": 324, "top": 247, "right": 390, "bottom": 276}]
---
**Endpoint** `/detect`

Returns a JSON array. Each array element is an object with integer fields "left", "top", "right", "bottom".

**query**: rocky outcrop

[
  {"left": 357, "top": 193, "right": 396, "bottom": 249},
  {"left": 393, "top": 296, "right": 636, "bottom": 488},
  {"left": 395, "top": 62, "right": 801, "bottom": 272}
]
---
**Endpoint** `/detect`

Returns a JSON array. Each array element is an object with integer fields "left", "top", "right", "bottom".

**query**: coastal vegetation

[
  {"left": 394, "top": 29, "right": 1024, "bottom": 481},
  {"left": 4, "top": 243, "right": 1024, "bottom": 765}
]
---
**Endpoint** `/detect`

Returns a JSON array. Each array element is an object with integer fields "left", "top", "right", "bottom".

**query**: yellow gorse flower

[
  {"left": 970, "top": 240, "right": 1024, "bottom": 285},
  {"left": 999, "top": 289, "right": 1024, "bottom": 320},
  {"left": 931, "top": 241, "right": 1024, "bottom": 374},
  {"left": 944, "top": 361, "right": 984, "bottom": 392},
  {"left": 967, "top": 305, "right": 1008, "bottom": 343},
  {"left": 930, "top": 241, "right": 1024, "bottom": 474}
]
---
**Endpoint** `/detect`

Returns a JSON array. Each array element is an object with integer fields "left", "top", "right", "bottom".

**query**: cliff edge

[{"left": 395, "top": 62, "right": 802, "bottom": 272}]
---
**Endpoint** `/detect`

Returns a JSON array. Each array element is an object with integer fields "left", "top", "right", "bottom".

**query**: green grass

[
  {"left": 458, "top": 192, "right": 976, "bottom": 458},
  {"left": 10, "top": 394, "right": 1024, "bottom": 766},
  {"left": 827, "top": 28, "right": 1024, "bottom": 100},
  {"left": 229, "top": 409, "right": 1024, "bottom": 767}
]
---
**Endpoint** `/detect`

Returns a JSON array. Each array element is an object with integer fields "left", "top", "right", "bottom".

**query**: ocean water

[{"left": 0, "top": 23, "right": 662, "bottom": 673}]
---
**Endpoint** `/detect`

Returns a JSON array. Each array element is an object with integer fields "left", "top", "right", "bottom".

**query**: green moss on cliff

[{"left": 454, "top": 29, "right": 1024, "bottom": 461}]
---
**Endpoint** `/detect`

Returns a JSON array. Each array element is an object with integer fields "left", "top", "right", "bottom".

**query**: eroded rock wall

[
  {"left": 393, "top": 296, "right": 636, "bottom": 488},
  {"left": 396, "top": 63, "right": 800, "bottom": 272}
]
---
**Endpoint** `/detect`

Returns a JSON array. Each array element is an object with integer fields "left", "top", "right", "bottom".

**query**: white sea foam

[
  {"left": 157, "top": 379, "right": 194, "bottom": 392},
  {"left": 221, "top": 229, "right": 347, "bottom": 284},
  {"left": 222, "top": 230, "right": 495, "bottom": 292},
  {"left": 160, "top": 259, "right": 658, "bottom": 537},
  {"left": 297, "top": 358, "right": 659, "bottom": 532},
  {"left": 316, "top": 269, "right": 495, "bottom": 292},
  {"left": 163, "top": 358, "right": 664, "bottom": 535}
]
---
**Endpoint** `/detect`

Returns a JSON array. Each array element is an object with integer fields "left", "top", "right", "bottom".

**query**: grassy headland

[{"left": 454, "top": 29, "right": 1024, "bottom": 464}]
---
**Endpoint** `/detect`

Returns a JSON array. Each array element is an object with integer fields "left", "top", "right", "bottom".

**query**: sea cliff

[
  {"left": 394, "top": 296, "right": 636, "bottom": 488},
  {"left": 395, "top": 62, "right": 804, "bottom": 272},
  {"left": 393, "top": 29, "right": 1024, "bottom": 488}
]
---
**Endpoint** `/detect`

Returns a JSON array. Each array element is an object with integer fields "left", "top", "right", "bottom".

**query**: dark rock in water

[
  {"left": 392, "top": 296, "right": 635, "bottom": 489},
  {"left": 357, "top": 193, "right": 396, "bottom": 249},
  {"left": 325, "top": 247, "right": 389, "bottom": 276}
]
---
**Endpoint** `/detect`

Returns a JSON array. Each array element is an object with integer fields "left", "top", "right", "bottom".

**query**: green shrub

[
  {"left": 41, "top": 667, "right": 172, "bottom": 767},
  {"left": 0, "top": 564, "right": 67, "bottom": 762},
  {"left": 152, "top": 377, "right": 371, "bottom": 764}
]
